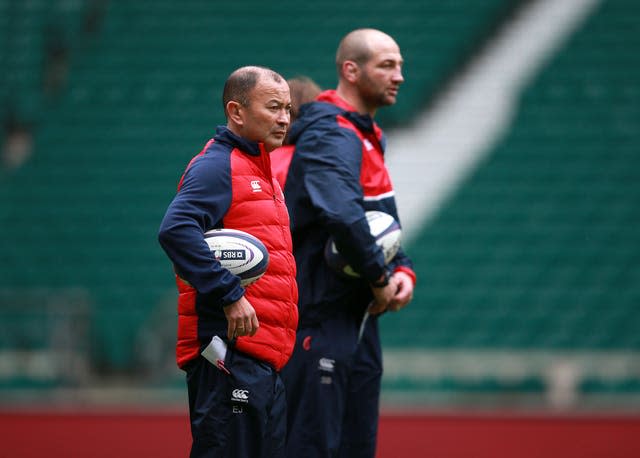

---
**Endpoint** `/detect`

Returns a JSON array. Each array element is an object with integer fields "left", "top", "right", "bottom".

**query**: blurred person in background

[
  {"left": 158, "top": 66, "right": 298, "bottom": 458},
  {"left": 276, "top": 29, "right": 417, "bottom": 458},
  {"left": 288, "top": 76, "right": 323, "bottom": 124},
  {"left": 271, "top": 75, "right": 322, "bottom": 187}
]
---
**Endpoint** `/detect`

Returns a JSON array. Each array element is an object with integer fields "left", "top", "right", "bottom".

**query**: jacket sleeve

[
  {"left": 158, "top": 153, "right": 245, "bottom": 306},
  {"left": 299, "top": 123, "right": 387, "bottom": 283},
  {"left": 375, "top": 199, "right": 416, "bottom": 284},
  {"left": 389, "top": 246, "right": 416, "bottom": 285}
]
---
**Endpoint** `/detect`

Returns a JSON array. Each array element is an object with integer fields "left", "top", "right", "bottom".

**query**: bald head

[
  {"left": 335, "top": 28, "right": 399, "bottom": 76},
  {"left": 334, "top": 28, "right": 404, "bottom": 115},
  {"left": 223, "top": 66, "right": 285, "bottom": 118}
]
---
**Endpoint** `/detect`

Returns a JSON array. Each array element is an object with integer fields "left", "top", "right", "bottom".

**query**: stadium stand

[
  {"left": 0, "top": 0, "right": 512, "bottom": 386},
  {"left": 1, "top": 0, "right": 638, "bottom": 411},
  {"left": 0, "top": 289, "right": 90, "bottom": 391},
  {"left": 382, "top": 0, "right": 640, "bottom": 406}
]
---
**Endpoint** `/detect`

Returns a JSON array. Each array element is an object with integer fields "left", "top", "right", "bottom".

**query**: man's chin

[
  {"left": 264, "top": 139, "right": 284, "bottom": 152},
  {"left": 380, "top": 94, "right": 398, "bottom": 106}
]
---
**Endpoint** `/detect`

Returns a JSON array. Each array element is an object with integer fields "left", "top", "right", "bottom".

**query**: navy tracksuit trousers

[
  {"left": 281, "top": 312, "right": 383, "bottom": 458},
  {"left": 186, "top": 345, "right": 287, "bottom": 458}
]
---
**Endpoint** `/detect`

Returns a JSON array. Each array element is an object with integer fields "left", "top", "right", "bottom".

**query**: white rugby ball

[
  {"left": 324, "top": 211, "right": 402, "bottom": 278},
  {"left": 204, "top": 228, "right": 269, "bottom": 286}
]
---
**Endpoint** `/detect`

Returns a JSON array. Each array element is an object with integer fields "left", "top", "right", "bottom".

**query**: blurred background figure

[
  {"left": 287, "top": 76, "right": 322, "bottom": 124},
  {"left": 271, "top": 75, "right": 322, "bottom": 187}
]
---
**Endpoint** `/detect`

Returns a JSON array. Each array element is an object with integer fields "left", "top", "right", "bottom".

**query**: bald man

[
  {"left": 277, "top": 29, "right": 417, "bottom": 457},
  {"left": 159, "top": 66, "right": 298, "bottom": 458}
]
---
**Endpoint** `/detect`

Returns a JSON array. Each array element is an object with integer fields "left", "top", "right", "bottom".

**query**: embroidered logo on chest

[{"left": 250, "top": 180, "right": 262, "bottom": 193}]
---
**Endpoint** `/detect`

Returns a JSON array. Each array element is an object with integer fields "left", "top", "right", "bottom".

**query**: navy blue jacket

[{"left": 282, "top": 90, "right": 415, "bottom": 326}]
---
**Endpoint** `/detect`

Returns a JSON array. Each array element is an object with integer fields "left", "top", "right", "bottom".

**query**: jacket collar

[
  {"left": 316, "top": 90, "right": 378, "bottom": 136},
  {"left": 214, "top": 126, "right": 264, "bottom": 156},
  {"left": 316, "top": 89, "right": 357, "bottom": 112}
]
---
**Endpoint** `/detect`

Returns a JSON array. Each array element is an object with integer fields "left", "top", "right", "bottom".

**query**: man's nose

[
  {"left": 277, "top": 109, "right": 290, "bottom": 125},
  {"left": 393, "top": 68, "right": 404, "bottom": 84}
]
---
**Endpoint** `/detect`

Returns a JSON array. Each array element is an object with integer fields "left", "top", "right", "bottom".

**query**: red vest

[{"left": 175, "top": 140, "right": 298, "bottom": 371}]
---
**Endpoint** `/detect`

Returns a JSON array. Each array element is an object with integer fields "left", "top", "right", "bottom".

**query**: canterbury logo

[
  {"left": 250, "top": 180, "right": 262, "bottom": 193},
  {"left": 318, "top": 357, "right": 335, "bottom": 372},
  {"left": 231, "top": 389, "right": 249, "bottom": 403}
]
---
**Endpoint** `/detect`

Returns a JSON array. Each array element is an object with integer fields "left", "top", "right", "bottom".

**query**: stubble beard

[{"left": 359, "top": 73, "right": 397, "bottom": 110}]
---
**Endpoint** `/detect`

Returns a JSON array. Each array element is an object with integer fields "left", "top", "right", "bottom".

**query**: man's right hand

[
  {"left": 368, "top": 276, "right": 399, "bottom": 315},
  {"left": 223, "top": 296, "right": 259, "bottom": 340}
]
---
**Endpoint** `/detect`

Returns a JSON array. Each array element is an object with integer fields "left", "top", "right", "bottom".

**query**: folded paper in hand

[{"left": 201, "top": 335, "right": 230, "bottom": 375}]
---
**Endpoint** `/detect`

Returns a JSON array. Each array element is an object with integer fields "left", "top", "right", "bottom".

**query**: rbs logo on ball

[{"left": 213, "top": 249, "right": 246, "bottom": 260}]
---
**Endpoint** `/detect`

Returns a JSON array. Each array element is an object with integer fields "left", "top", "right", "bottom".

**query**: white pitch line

[{"left": 386, "top": 0, "right": 602, "bottom": 243}]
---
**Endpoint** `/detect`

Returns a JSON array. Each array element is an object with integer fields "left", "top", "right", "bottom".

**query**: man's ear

[
  {"left": 343, "top": 61, "right": 360, "bottom": 83},
  {"left": 227, "top": 101, "right": 244, "bottom": 126}
]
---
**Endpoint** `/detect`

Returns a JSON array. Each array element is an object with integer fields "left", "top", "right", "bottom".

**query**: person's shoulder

[
  {"left": 296, "top": 105, "right": 357, "bottom": 135},
  {"left": 299, "top": 117, "right": 360, "bottom": 143},
  {"left": 292, "top": 123, "right": 361, "bottom": 166},
  {"left": 185, "top": 141, "right": 232, "bottom": 177},
  {"left": 305, "top": 104, "right": 365, "bottom": 138},
  {"left": 294, "top": 102, "right": 341, "bottom": 128}
]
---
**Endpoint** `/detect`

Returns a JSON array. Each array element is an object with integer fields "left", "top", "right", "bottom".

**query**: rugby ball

[
  {"left": 204, "top": 228, "right": 269, "bottom": 286},
  {"left": 324, "top": 211, "right": 401, "bottom": 278}
]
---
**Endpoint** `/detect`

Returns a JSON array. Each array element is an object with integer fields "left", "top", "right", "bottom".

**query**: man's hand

[
  {"left": 388, "top": 271, "right": 414, "bottom": 312},
  {"left": 223, "top": 296, "right": 259, "bottom": 340},
  {"left": 368, "top": 275, "right": 399, "bottom": 315}
]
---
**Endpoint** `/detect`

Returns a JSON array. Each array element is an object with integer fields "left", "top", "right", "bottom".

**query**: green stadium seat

[{"left": 3, "top": 0, "right": 638, "bottom": 405}]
